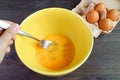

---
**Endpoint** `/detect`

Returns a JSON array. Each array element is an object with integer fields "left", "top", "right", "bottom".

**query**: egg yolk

[{"left": 36, "top": 34, "right": 75, "bottom": 70}]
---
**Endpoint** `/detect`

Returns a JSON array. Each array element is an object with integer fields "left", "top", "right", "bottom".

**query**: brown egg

[
  {"left": 94, "top": 2, "right": 106, "bottom": 14},
  {"left": 86, "top": 10, "right": 99, "bottom": 23},
  {"left": 107, "top": 9, "right": 119, "bottom": 21},
  {"left": 98, "top": 18, "right": 113, "bottom": 31}
]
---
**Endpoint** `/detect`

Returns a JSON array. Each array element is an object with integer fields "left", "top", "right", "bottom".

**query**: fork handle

[{"left": 17, "top": 30, "right": 40, "bottom": 41}]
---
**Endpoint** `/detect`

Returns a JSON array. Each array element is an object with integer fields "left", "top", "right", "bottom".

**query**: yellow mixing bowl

[{"left": 15, "top": 8, "right": 93, "bottom": 76}]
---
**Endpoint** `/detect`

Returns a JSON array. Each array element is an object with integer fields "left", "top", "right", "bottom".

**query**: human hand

[{"left": 0, "top": 21, "right": 20, "bottom": 63}]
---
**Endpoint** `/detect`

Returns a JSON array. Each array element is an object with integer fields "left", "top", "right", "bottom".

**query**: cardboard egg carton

[{"left": 72, "top": 0, "right": 120, "bottom": 38}]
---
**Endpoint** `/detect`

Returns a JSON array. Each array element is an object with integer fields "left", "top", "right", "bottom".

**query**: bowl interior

[{"left": 15, "top": 8, "right": 93, "bottom": 76}]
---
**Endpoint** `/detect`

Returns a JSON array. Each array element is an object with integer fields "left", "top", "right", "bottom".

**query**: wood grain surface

[{"left": 0, "top": 0, "right": 120, "bottom": 80}]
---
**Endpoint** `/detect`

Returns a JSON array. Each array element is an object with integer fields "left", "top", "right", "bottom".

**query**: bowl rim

[{"left": 15, "top": 7, "right": 94, "bottom": 77}]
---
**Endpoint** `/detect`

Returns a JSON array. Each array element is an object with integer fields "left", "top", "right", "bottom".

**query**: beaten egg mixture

[{"left": 36, "top": 34, "right": 75, "bottom": 70}]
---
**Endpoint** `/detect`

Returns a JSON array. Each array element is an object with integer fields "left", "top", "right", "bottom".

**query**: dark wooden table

[{"left": 0, "top": 0, "right": 120, "bottom": 80}]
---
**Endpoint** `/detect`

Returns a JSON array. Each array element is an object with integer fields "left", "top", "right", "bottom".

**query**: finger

[
  {"left": 9, "top": 40, "right": 13, "bottom": 46},
  {"left": 4, "top": 20, "right": 21, "bottom": 30},
  {"left": 5, "top": 46, "right": 10, "bottom": 54},
  {"left": 12, "top": 36, "right": 16, "bottom": 40},
  {"left": 0, "top": 23, "right": 20, "bottom": 43}
]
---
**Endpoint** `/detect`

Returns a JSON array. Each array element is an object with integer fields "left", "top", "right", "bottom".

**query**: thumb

[{"left": 0, "top": 23, "right": 20, "bottom": 43}]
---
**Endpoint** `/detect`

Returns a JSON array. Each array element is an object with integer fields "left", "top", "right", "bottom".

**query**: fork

[
  {"left": 0, "top": 20, "right": 53, "bottom": 49},
  {"left": 0, "top": 20, "right": 55, "bottom": 63}
]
